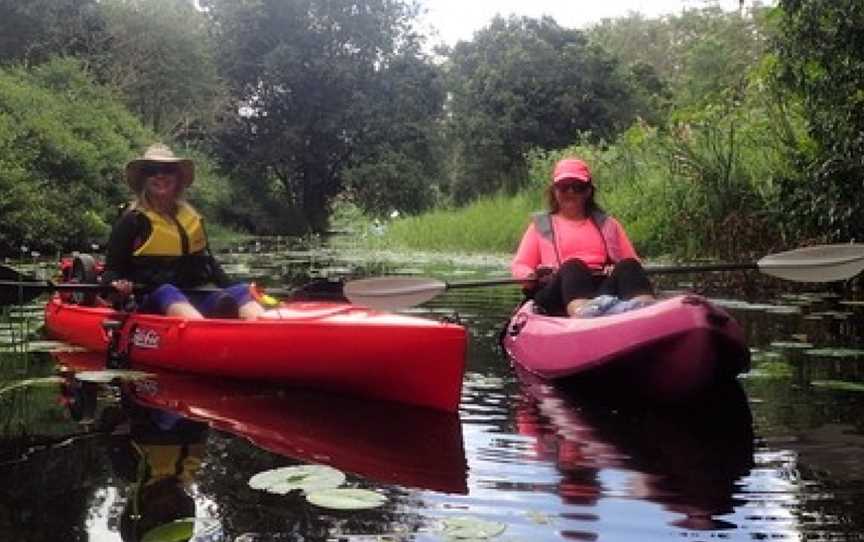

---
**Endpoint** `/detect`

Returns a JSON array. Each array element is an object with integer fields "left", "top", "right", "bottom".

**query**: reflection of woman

[
  {"left": 108, "top": 388, "right": 208, "bottom": 542},
  {"left": 511, "top": 158, "right": 654, "bottom": 317},
  {"left": 102, "top": 143, "right": 264, "bottom": 320},
  {"left": 517, "top": 378, "right": 753, "bottom": 531}
]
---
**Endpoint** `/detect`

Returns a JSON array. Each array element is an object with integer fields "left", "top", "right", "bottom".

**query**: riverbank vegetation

[{"left": 0, "top": 0, "right": 860, "bottom": 261}]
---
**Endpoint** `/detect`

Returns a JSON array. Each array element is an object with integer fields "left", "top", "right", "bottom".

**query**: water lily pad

[
  {"left": 770, "top": 341, "right": 814, "bottom": 349},
  {"left": 441, "top": 517, "right": 507, "bottom": 540},
  {"left": 141, "top": 518, "right": 194, "bottom": 542},
  {"left": 810, "top": 380, "right": 864, "bottom": 392},
  {"left": 748, "top": 361, "right": 794, "bottom": 379},
  {"left": 248, "top": 465, "right": 346, "bottom": 495},
  {"left": 805, "top": 348, "right": 864, "bottom": 358},
  {"left": 766, "top": 306, "right": 801, "bottom": 315},
  {"left": 75, "top": 370, "right": 155, "bottom": 383},
  {"left": 526, "top": 510, "right": 553, "bottom": 525},
  {"left": 25, "top": 340, "right": 85, "bottom": 353},
  {"left": 750, "top": 350, "right": 782, "bottom": 363},
  {"left": 0, "top": 376, "right": 65, "bottom": 395},
  {"left": 305, "top": 488, "right": 387, "bottom": 510}
]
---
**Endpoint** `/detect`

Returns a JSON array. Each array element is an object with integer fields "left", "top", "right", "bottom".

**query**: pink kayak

[{"left": 501, "top": 295, "right": 750, "bottom": 400}]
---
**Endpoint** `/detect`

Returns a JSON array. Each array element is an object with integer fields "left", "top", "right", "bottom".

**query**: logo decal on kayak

[{"left": 132, "top": 327, "right": 160, "bottom": 349}]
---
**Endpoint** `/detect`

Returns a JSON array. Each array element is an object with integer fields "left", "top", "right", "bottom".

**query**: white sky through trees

[{"left": 417, "top": 0, "right": 767, "bottom": 47}]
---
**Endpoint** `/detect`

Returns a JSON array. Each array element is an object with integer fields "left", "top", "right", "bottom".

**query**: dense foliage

[
  {"left": 773, "top": 0, "right": 864, "bottom": 242},
  {"left": 443, "top": 16, "right": 657, "bottom": 203},
  {"left": 0, "top": 59, "right": 147, "bottom": 254},
  {"left": 0, "top": 0, "right": 861, "bottom": 258},
  {"left": 201, "top": 0, "right": 444, "bottom": 232}
]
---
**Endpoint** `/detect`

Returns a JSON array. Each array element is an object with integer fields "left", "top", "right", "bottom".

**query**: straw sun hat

[{"left": 125, "top": 143, "right": 195, "bottom": 192}]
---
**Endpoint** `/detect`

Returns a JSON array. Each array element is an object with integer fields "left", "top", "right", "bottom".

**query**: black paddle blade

[
  {"left": 288, "top": 278, "right": 347, "bottom": 302},
  {"left": 0, "top": 265, "right": 46, "bottom": 306}
]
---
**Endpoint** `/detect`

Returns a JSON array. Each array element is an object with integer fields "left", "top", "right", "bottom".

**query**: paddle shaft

[
  {"left": 440, "top": 263, "right": 758, "bottom": 290},
  {"left": 0, "top": 279, "right": 301, "bottom": 297},
  {"left": 645, "top": 262, "right": 758, "bottom": 275}
]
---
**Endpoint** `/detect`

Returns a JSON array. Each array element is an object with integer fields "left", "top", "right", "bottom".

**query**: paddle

[
  {"left": 0, "top": 264, "right": 346, "bottom": 307},
  {"left": 343, "top": 243, "right": 864, "bottom": 310}
]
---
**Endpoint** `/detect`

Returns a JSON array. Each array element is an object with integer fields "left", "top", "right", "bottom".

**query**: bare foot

[{"left": 565, "top": 298, "right": 591, "bottom": 317}]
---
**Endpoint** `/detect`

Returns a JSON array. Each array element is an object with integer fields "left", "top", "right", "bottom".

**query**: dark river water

[{"left": 2, "top": 240, "right": 864, "bottom": 541}]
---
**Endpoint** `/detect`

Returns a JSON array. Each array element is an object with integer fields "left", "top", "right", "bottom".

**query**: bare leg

[
  {"left": 632, "top": 294, "right": 655, "bottom": 303},
  {"left": 165, "top": 301, "right": 204, "bottom": 319},
  {"left": 239, "top": 300, "right": 266, "bottom": 320}
]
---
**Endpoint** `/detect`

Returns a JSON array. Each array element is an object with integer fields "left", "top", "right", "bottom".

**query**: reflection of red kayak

[
  {"left": 45, "top": 296, "right": 466, "bottom": 412},
  {"left": 502, "top": 295, "right": 750, "bottom": 400},
  {"left": 54, "top": 351, "right": 468, "bottom": 494}
]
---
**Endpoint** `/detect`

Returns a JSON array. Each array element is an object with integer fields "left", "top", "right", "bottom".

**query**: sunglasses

[
  {"left": 555, "top": 181, "right": 591, "bottom": 194},
  {"left": 141, "top": 163, "right": 180, "bottom": 177}
]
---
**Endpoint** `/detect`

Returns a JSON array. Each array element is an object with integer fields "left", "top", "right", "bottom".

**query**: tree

[
  {"left": 443, "top": 16, "right": 646, "bottom": 204},
  {"left": 97, "top": 0, "right": 223, "bottom": 139},
  {"left": 0, "top": 58, "right": 151, "bottom": 255},
  {"left": 774, "top": 0, "right": 864, "bottom": 241},
  {"left": 341, "top": 46, "right": 446, "bottom": 218},
  {"left": 589, "top": 4, "right": 773, "bottom": 111},
  {"left": 202, "top": 0, "right": 443, "bottom": 233},
  {"left": 0, "top": 0, "right": 107, "bottom": 66}
]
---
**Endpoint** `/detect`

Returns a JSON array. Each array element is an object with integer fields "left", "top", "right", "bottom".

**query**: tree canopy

[
  {"left": 443, "top": 16, "right": 656, "bottom": 203},
  {"left": 0, "top": 0, "right": 862, "bottom": 255},
  {"left": 774, "top": 0, "right": 864, "bottom": 242},
  {"left": 201, "top": 0, "right": 444, "bottom": 232}
]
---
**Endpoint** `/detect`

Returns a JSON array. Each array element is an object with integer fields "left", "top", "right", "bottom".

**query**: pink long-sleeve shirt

[{"left": 510, "top": 214, "right": 639, "bottom": 280}]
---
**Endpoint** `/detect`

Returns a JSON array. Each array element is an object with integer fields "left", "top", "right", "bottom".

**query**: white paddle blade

[
  {"left": 757, "top": 244, "right": 864, "bottom": 282},
  {"left": 343, "top": 277, "right": 447, "bottom": 311}
]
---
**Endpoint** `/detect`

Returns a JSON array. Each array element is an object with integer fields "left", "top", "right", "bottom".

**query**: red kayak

[
  {"left": 45, "top": 296, "right": 466, "bottom": 412},
  {"left": 501, "top": 295, "right": 750, "bottom": 400},
  {"left": 54, "top": 351, "right": 468, "bottom": 493}
]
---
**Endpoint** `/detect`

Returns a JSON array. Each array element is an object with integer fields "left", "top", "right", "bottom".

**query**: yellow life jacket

[{"left": 134, "top": 203, "right": 207, "bottom": 257}]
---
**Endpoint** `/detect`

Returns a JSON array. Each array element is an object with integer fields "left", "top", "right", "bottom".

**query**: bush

[{"left": 0, "top": 57, "right": 150, "bottom": 255}]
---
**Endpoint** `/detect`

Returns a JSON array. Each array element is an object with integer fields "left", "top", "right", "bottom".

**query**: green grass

[{"left": 373, "top": 191, "right": 543, "bottom": 254}]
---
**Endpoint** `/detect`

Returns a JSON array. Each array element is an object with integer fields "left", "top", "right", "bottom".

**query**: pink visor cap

[{"left": 552, "top": 158, "right": 592, "bottom": 184}]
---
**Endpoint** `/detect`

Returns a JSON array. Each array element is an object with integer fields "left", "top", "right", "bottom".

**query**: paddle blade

[
  {"left": 757, "top": 244, "right": 864, "bottom": 282},
  {"left": 343, "top": 277, "right": 447, "bottom": 311}
]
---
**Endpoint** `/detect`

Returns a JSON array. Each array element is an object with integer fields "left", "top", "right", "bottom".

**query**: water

[{"left": 2, "top": 245, "right": 864, "bottom": 541}]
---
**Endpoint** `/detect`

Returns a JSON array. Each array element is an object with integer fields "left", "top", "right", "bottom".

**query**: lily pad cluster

[
  {"left": 75, "top": 369, "right": 155, "bottom": 383},
  {"left": 248, "top": 465, "right": 387, "bottom": 510}
]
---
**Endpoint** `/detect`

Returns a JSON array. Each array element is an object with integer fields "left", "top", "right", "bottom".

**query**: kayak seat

[
  {"left": 208, "top": 292, "right": 240, "bottom": 319},
  {"left": 68, "top": 253, "right": 99, "bottom": 306}
]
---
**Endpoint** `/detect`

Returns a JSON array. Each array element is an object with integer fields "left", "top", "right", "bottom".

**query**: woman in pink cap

[{"left": 511, "top": 157, "right": 654, "bottom": 317}]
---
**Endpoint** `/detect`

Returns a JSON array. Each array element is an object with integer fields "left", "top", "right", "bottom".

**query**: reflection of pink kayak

[
  {"left": 501, "top": 295, "right": 750, "bottom": 400},
  {"left": 44, "top": 296, "right": 466, "bottom": 412}
]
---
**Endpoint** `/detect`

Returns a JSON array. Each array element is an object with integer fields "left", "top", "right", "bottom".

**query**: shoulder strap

[
  {"left": 531, "top": 211, "right": 554, "bottom": 240},
  {"left": 531, "top": 211, "right": 561, "bottom": 266},
  {"left": 590, "top": 210, "right": 608, "bottom": 228},
  {"left": 589, "top": 210, "right": 612, "bottom": 265}
]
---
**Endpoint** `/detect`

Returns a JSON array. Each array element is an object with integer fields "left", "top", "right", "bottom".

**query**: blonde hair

[{"left": 128, "top": 186, "right": 191, "bottom": 215}]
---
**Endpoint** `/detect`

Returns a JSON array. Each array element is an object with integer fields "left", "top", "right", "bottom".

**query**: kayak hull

[
  {"left": 501, "top": 295, "right": 750, "bottom": 401},
  {"left": 45, "top": 296, "right": 467, "bottom": 412}
]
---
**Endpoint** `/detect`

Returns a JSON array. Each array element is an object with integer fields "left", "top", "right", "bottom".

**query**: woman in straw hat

[
  {"left": 101, "top": 143, "right": 265, "bottom": 320},
  {"left": 511, "top": 157, "right": 654, "bottom": 318}
]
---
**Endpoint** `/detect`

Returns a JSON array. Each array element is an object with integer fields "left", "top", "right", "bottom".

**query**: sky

[{"left": 417, "top": 0, "right": 753, "bottom": 46}]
